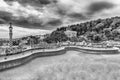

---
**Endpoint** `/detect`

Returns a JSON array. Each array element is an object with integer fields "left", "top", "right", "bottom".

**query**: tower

[{"left": 9, "top": 22, "right": 13, "bottom": 47}]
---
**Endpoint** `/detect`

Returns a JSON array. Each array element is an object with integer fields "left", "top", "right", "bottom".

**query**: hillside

[{"left": 44, "top": 16, "right": 120, "bottom": 43}]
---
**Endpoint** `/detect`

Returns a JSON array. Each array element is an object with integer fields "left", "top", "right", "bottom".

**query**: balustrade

[{"left": 0, "top": 41, "right": 118, "bottom": 57}]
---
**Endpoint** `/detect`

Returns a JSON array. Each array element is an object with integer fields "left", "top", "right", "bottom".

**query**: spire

[
  {"left": 9, "top": 22, "right": 13, "bottom": 47},
  {"left": 9, "top": 22, "right": 13, "bottom": 29}
]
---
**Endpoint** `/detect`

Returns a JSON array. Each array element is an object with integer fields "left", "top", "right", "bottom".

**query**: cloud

[
  {"left": 0, "top": 10, "right": 43, "bottom": 29},
  {"left": 0, "top": 19, "right": 6, "bottom": 24},
  {"left": 87, "top": 1, "right": 115, "bottom": 15},
  {"left": 0, "top": 1, "right": 44, "bottom": 28},
  {"left": 67, "top": 13, "right": 88, "bottom": 20},
  {"left": 0, "top": 11, "right": 13, "bottom": 23},
  {"left": 0, "top": 24, "right": 51, "bottom": 38},
  {"left": 55, "top": 6, "right": 68, "bottom": 16},
  {"left": 46, "top": 19, "right": 62, "bottom": 26},
  {"left": 5, "top": 0, "right": 57, "bottom": 6},
  {"left": 0, "top": 0, "right": 119, "bottom": 31},
  {"left": 0, "top": 0, "right": 63, "bottom": 29},
  {"left": 12, "top": 16, "right": 44, "bottom": 29}
]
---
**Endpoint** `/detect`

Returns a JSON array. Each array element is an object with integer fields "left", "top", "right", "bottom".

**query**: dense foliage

[
  {"left": 45, "top": 16, "right": 120, "bottom": 43},
  {"left": 43, "top": 31, "right": 68, "bottom": 43}
]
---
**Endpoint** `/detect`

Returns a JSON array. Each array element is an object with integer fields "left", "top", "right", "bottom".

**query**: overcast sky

[{"left": 0, "top": 0, "right": 120, "bottom": 38}]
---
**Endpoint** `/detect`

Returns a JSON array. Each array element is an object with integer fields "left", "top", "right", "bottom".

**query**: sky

[
  {"left": 0, "top": 0, "right": 120, "bottom": 38},
  {"left": 0, "top": 24, "right": 51, "bottom": 38}
]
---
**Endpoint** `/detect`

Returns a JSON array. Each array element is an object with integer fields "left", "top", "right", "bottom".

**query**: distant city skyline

[{"left": 0, "top": 0, "right": 120, "bottom": 37}]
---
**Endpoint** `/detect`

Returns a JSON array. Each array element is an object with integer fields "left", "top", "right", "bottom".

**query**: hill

[{"left": 44, "top": 16, "right": 120, "bottom": 43}]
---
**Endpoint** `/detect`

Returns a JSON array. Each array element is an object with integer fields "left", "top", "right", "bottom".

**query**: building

[
  {"left": 36, "top": 35, "right": 45, "bottom": 40},
  {"left": 19, "top": 39, "right": 28, "bottom": 46},
  {"left": 64, "top": 30, "right": 77, "bottom": 38},
  {"left": 105, "top": 40, "right": 120, "bottom": 47}
]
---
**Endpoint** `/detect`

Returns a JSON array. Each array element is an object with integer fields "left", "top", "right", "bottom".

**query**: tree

[
  {"left": 112, "top": 29, "right": 120, "bottom": 39},
  {"left": 101, "top": 34, "right": 108, "bottom": 41},
  {"left": 93, "top": 34, "right": 102, "bottom": 43},
  {"left": 103, "top": 28, "right": 112, "bottom": 38},
  {"left": 57, "top": 27, "right": 66, "bottom": 31},
  {"left": 69, "top": 37, "right": 79, "bottom": 42},
  {"left": 13, "top": 40, "right": 20, "bottom": 46},
  {"left": 44, "top": 31, "right": 68, "bottom": 43},
  {"left": 86, "top": 31, "right": 96, "bottom": 41},
  {"left": 43, "top": 16, "right": 120, "bottom": 43},
  {"left": 93, "top": 23, "right": 104, "bottom": 33},
  {"left": 110, "top": 19, "right": 120, "bottom": 29}
]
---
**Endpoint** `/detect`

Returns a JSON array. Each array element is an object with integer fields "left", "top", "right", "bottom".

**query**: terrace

[{"left": 0, "top": 40, "right": 119, "bottom": 57}]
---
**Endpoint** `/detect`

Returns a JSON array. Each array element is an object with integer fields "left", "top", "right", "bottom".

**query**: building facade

[{"left": 64, "top": 30, "right": 77, "bottom": 38}]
